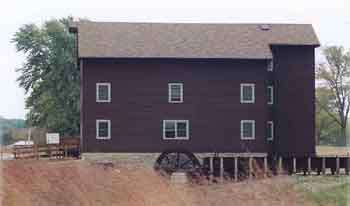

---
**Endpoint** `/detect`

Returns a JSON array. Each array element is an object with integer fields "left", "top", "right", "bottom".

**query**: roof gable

[{"left": 71, "top": 22, "right": 320, "bottom": 59}]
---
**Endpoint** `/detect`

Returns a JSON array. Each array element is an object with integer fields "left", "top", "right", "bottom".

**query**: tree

[
  {"left": 12, "top": 17, "right": 80, "bottom": 136},
  {"left": 316, "top": 46, "right": 350, "bottom": 146},
  {"left": 0, "top": 116, "right": 26, "bottom": 145},
  {"left": 315, "top": 88, "right": 342, "bottom": 145}
]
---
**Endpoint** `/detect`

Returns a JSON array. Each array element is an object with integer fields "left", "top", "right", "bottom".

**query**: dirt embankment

[{"left": 0, "top": 160, "right": 314, "bottom": 206}]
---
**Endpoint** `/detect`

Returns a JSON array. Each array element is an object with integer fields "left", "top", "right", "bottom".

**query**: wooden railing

[{"left": 13, "top": 143, "right": 80, "bottom": 159}]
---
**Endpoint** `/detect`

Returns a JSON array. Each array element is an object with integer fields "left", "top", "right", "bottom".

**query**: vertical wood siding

[
  {"left": 81, "top": 53, "right": 315, "bottom": 156},
  {"left": 272, "top": 46, "right": 316, "bottom": 157}
]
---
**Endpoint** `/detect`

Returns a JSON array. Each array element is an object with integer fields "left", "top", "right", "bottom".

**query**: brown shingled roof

[{"left": 71, "top": 22, "right": 319, "bottom": 59}]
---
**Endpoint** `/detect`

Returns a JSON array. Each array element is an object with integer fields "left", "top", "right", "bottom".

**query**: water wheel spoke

[
  {"left": 176, "top": 153, "right": 180, "bottom": 169},
  {"left": 179, "top": 159, "right": 193, "bottom": 169},
  {"left": 163, "top": 155, "right": 170, "bottom": 164}
]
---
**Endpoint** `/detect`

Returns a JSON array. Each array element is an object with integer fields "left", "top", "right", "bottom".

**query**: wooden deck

[
  {"left": 202, "top": 152, "right": 350, "bottom": 182},
  {"left": 316, "top": 146, "right": 350, "bottom": 156}
]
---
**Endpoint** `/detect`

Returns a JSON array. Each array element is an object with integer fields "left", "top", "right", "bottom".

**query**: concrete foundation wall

[
  {"left": 81, "top": 152, "right": 267, "bottom": 166},
  {"left": 82, "top": 153, "right": 161, "bottom": 167},
  {"left": 82, "top": 152, "right": 210, "bottom": 166}
]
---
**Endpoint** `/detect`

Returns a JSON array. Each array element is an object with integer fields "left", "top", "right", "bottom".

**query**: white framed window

[
  {"left": 96, "top": 83, "right": 111, "bottom": 102},
  {"left": 240, "top": 83, "right": 255, "bottom": 103},
  {"left": 168, "top": 83, "right": 183, "bottom": 103},
  {"left": 96, "top": 120, "right": 111, "bottom": 139},
  {"left": 267, "top": 59, "right": 273, "bottom": 71},
  {"left": 163, "top": 120, "right": 189, "bottom": 140},
  {"left": 267, "top": 121, "right": 274, "bottom": 141},
  {"left": 241, "top": 120, "right": 255, "bottom": 140},
  {"left": 267, "top": 85, "right": 274, "bottom": 105}
]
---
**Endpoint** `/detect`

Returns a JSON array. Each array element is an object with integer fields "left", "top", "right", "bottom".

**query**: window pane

[
  {"left": 170, "top": 84, "right": 182, "bottom": 101},
  {"left": 267, "top": 86, "right": 273, "bottom": 104},
  {"left": 98, "top": 122, "right": 109, "bottom": 137},
  {"left": 242, "top": 86, "right": 253, "bottom": 101},
  {"left": 243, "top": 122, "right": 253, "bottom": 138},
  {"left": 98, "top": 85, "right": 109, "bottom": 101},
  {"left": 171, "top": 84, "right": 181, "bottom": 93},
  {"left": 267, "top": 122, "right": 273, "bottom": 140},
  {"left": 165, "top": 121, "right": 176, "bottom": 138},
  {"left": 177, "top": 122, "right": 187, "bottom": 137},
  {"left": 267, "top": 124, "right": 272, "bottom": 138},
  {"left": 267, "top": 60, "right": 273, "bottom": 71}
]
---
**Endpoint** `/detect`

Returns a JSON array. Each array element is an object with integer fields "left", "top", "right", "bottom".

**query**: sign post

[{"left": 46, "top": 133, "right": 60, "bottom": 145}]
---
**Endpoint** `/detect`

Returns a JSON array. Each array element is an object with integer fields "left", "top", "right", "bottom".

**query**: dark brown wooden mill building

[{"left": 69, "top": 22, "right": 348, "bottom": 179}]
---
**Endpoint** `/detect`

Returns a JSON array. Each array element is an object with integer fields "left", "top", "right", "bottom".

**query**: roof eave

[
  {"left": 269, "top": 43, "right": 320, "bottom": 48},
  {"left": 77, "top": 56, "right": 273, "bottom": 60}
]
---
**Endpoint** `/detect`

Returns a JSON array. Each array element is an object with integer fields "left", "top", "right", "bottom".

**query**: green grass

[
  {"left": 295, "top": 176, "right": 350, "bottom": 206},
  {"left": 306, "top": 183, "right": 350, "bottom": 206}
]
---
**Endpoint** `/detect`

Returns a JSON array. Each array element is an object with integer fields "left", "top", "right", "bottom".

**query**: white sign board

[{"left": 46, "top": 133, "right": 60, "bottom": 144}]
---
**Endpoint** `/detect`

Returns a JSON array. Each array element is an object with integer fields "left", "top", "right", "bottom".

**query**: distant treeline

[{"left": 0, "top": 116, "right": 26, "bottom": 145}]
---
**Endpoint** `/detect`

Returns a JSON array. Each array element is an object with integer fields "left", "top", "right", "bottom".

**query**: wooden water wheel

[{"left": 154, "top": 151, "right": 201, "bottom": 174}]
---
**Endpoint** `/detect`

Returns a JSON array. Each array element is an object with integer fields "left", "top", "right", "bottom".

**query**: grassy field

[
  {"left": 0, "top": 160, "right": 313, "bottom": 206},
  {"left": 302, "top": 145, "right": 350, "bottom": 205},
  {"left": 295, "top": 176, "right": 350, "bottom": 206},
  {"left": 1, "top": 159, "right": 349, "bottom": 206},
  {"left": 306, "top": 183, "right": 349, "bottom": 206}
]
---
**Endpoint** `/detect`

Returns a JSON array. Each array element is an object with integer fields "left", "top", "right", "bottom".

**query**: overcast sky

[{"left": 0, "top": 0, "right": 349, "bottom": 119}]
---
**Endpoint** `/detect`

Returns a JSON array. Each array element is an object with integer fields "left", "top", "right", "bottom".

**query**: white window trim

[
  {"left": 96, "top": 83, "right": 111, "bottom": 103},
  {"left": 241, "top": 120, "right": 255, "bottom": 140},
  {"left": 267, "top": 121, "right": 274, "bottom": 141},
  {"left": 96, "top": 119, "right": 111, "bottom": 139},
  {"left": 240, "top": 83, "right": 255, "bottom": 103},
  {"left": 267, "top": 85, "right": 274, "bottom": 105},
  {"left": 267, "top": 59, "right": 274, "bottom": 71},
  {"left": 163, "top": 120, "right": 189, "bottom": 140},
  {"left": 168, "top": 83, "right": 183, "bottom": 103}
]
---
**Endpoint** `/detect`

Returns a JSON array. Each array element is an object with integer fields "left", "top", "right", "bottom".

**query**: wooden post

[
  {"left": 278, "top": 156, "right": 283, "bottom": 175},
  {"left": 64, "top": 144, "right": 68, "bottom": 158},
  {"left": 308, "top": 157, "right": 311, "bottom": 175},
  {"left": 209, "top": 157, "right": 214, "bottom": 181},
  {"left": 322, "top": 157, "right": 326, "bottom": 175},
  {"left": 31, "top": 145, "right": 34, "bottom": 159},
  {"left": 336, "top": 156, "right": 340, "bottom": 175},
  {"left": 56, "top": 145, "right": 59, "bottom": 159},
  {"left": 234, "top": 157, "right": 238, "bottom": 182},
  {"left": 249, "top": 157, "right": 253, "bottom": 180},
  {"left": 35, "top": 145, "right": 39, "bottom": 160},
  {"left": 264, "top": 156, "right": 268, "bottom": 178},
  {"left": 57, "top": 144, "right": 61, "bottom": 159},
  {"left": 78, "top": 143, "right": 81, "bottom": 159},
  {"left": 346, "top": 154, "right": 349, "bottom": 175},
  {"left": 293, "top": 157, "right": 297, "bottom": 174},
  {"left": 49, "top": 145, "right": 52, "bottom": 159},
  {"left": 1, "top": 145, "right": 3, "bottom": 160},
  {"left": 14, "top": 147, "right": 16, "bottom": 159},
  {"left": 220, "top": 157, "right": 224, "bottom": 182},
  {"left": 58, "top": 144, "right": 61, "bottom": 159}
]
